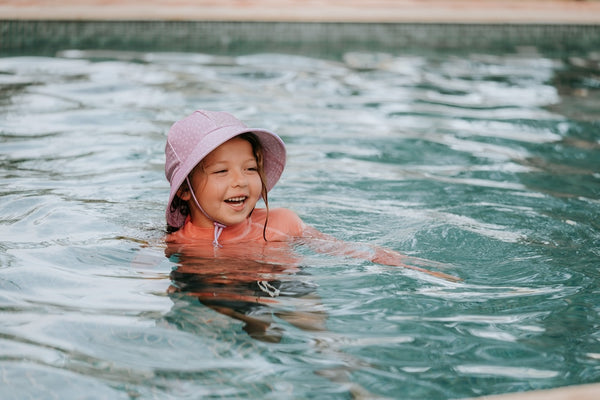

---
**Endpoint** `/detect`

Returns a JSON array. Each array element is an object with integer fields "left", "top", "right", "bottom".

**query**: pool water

[{"left": 1, "top": 49, "right": 599, "bottom": 399}]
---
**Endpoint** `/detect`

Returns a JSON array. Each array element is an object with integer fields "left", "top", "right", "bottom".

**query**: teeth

[{"left": 225, "top": 196, "right": 246, "bottom": 203}]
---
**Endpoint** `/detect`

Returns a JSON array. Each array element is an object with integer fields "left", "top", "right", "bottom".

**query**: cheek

[
  {"left": 189, "top": 169, "right": 207, "bottom": 189},
  {"left": 192, "top": 174, "right": 217, "bottom": 198},
  {"left": 201, "top": 178, "right": 225, "bottom": 198},
  {"left": 250, "top": 175, "right": 263, "bottom": 196}
]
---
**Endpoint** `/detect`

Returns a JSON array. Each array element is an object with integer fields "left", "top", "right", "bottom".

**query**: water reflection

[{"left": 165, "top": 241, "right": 326, "bottom": 342}]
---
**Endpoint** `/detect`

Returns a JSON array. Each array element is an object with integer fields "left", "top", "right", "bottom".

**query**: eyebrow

[{"left": 204, "top": 157, "right": 257, "bottom": 168}]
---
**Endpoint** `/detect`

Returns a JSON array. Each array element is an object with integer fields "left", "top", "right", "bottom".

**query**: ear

[{"left": 177, "top": 183, "right": 191, "bottom": 201}]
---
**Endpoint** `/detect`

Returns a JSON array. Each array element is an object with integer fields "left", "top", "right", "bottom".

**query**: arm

[{"left": 301, "top": 226, "right": 461, "bottom": 282}]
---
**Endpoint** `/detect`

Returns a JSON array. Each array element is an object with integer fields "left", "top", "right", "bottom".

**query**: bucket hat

[{"left": 165, "top": 110, "right": 286, "bottom": 228}]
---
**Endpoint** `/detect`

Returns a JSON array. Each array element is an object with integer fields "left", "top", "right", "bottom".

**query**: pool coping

[
  {"left": 2, "top": 1, "right": 600, "bottom": 55},
  {"left": 468, "top": 382, "right": 600, "bottom": 400},
  {"left": 1, "top": 0, "right": 600, "bottom": 24}
]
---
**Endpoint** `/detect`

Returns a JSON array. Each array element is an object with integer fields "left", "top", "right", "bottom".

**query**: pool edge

[
  {"left": 467, "top": 382, "right": 600, "bottom": 400},
  {"left": 1, "top": 0, "right": 600, "bottom": 24},
  {"left": 2, "top": 20, "right": 600, "bottom": 56}
]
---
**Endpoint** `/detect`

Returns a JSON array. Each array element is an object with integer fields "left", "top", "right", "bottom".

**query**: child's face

[{"left": 185, "top": 137, "right": 262, "bottom": 228}]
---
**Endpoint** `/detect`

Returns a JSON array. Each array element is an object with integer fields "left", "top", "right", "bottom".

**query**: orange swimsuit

[{"left": 166, "top": 207, "right": 305, "bottom": 245}]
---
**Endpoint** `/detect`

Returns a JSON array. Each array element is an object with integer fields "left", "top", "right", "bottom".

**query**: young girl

[
  {"left": 164, "top": 109, "right": 458, "bottom": 342},
  {"left": 165, "top": 109, "right": 458, "bottom": 280},
  {"left": 165, "top": 109, "right": 302, "bottom": 247}
]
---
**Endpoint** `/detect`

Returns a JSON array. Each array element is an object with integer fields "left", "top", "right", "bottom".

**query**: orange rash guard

[{"left": 166, "top": 208, "right": 305, "bottom": 245}]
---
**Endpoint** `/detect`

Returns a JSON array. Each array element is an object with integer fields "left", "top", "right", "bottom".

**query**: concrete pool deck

[
  {"left": 1, "top": 0, "right": 600, "bottom": 24},
  {"left": 1, "top": 1, "right": 599, "bottom": 400}
]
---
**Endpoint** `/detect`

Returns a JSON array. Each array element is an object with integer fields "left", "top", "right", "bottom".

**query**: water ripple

[{"left": 1, "top": 49, "right": 599, "bottom": 399}]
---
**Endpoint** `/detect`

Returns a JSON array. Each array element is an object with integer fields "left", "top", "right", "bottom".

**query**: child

[
  {"left": 165, "top": 109, "right": 458, "bottom": 279},
  {"left": 165, "top": 109, "right": 302, "bottom": 247},
  {"left": 164, "top": 109, "right": 458, "bottom": 341}
]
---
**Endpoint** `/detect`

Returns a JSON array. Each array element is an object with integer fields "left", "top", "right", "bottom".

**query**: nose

[{"left": 230, "top": 168, "right": 248, "bottom": 187}]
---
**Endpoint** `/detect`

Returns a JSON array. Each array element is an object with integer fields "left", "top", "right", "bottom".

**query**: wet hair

[{"left": 167, "top": 132, "right": 270, "bottom": 240}]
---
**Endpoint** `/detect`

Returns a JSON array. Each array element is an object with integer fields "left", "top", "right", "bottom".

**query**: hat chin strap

[{"left": 186, "top": 177, "right": 226, "bottom": 247}]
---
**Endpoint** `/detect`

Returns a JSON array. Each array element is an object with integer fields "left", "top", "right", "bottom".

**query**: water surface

[{"left": 1, "top": 49, "right": 599, "bottom": 399}]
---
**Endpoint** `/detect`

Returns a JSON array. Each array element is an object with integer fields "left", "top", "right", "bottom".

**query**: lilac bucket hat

[{"left": 165, "top": 110, "right": 286, "bottom": 228}]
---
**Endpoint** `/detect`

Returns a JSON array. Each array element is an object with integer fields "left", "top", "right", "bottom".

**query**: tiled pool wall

[{"left": 1, "top": 20, "right": 600, "bottom": 56}]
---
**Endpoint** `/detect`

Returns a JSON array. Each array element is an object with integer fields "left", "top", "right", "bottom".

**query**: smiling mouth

[{"left": 224, "top": 196, "right": 247, "bottom": 206}]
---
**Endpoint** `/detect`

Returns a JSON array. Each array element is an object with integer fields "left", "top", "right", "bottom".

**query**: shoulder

[
  {"left": 165, "top": 219, "right": 212, "bottom": 244},
  {"left": 255, "top": 208, "right": 305, "bottom": 238},
  {"left": 165, "top": 227, "right": 186, "bottom": 243},
  {"left": 271, "top": 208, "right": 306, "bottom": 237}
]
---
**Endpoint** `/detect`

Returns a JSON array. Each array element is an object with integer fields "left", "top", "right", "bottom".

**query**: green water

[{"left": 0, "top": 49, "right": 599, "bottom": 399}]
